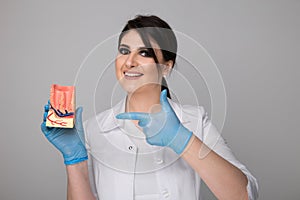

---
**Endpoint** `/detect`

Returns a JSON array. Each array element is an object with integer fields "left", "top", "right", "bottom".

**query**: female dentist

[{"left": 41, "top": 15, "right": 258, "bottom": 200}]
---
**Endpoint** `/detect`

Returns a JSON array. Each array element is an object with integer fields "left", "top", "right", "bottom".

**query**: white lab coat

[{"left": 84, "top": 97, "right": 258, "bottom": 200}]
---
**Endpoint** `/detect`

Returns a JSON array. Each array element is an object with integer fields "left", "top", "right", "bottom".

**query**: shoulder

[
  {"left": 83, "top": 107, "right": 114, "bottom": 135},
  {"left": 182, "top": 104, "right": 207, "bottom": 118},
  {"left": 84, "top": 108, "right": 112, "bottom": 127},
  {"left": 169, "top": 99, "right": 209, "bottom": 140},
  {"left": 84, "top": 98, "right": 125, "bottom": 133},
  {"left": 169, "top": 99, "right": 208, "bottom": 125}
]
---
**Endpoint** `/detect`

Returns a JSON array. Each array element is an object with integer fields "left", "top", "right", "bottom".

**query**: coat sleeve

[
  {"left": 189, "top": 106, "right": 259, "bottom": 200},
  {"left": 84, "top": 120, "right": 99, "bottom": 199}
]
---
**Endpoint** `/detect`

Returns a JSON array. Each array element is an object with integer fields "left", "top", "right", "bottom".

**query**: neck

[{"left": 126, "top": 86, "right": 161, "bottom": 113}]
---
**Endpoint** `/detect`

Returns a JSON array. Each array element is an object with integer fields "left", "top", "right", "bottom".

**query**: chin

[{"left": 119, "top": 82, "right": 139, "bottom": 94}]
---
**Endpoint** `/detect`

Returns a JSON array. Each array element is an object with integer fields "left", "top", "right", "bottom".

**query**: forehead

[{"left": 120, "top": 29, "right": 160, "bottom": 49}]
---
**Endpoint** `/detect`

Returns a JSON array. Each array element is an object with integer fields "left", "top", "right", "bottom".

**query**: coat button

[
  {"left": 156, "top": 158, "right": 164, "bottom": 164},
  {"left": 128, "top": 145, "right": 134, "bottom": 151},
  {"left": 162, "top": 189, "right": 169, "bottom": 198}
]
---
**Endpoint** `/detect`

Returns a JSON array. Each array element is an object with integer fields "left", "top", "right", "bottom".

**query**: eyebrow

[{"left": 119, "top": 44, "right": 149, "bottom": 50}]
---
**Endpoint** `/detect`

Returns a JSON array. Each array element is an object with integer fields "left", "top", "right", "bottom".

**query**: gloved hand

[
  {"left": 41, "top": 101, "right": 88, "bottom": 165},
  {"left": 116, "top": 90, "right": 193, "bottom": 155}
]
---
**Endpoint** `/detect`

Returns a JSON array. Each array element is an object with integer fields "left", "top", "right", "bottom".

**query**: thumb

[
  {"left": 75, "top": 107, "right": 86, "bottom": 145},
  {"left": 75, "top": 107, "right": 83, "bottom": 131},
  {"left": 160, "top": 89, "right": 171, "bottom": 112}
]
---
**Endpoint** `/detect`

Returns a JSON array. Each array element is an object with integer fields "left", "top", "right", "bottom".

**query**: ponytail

[{"left": 161, "top": 77, "right": 171, "bottom": 99}]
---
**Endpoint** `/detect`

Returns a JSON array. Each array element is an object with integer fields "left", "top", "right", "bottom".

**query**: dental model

[{"left": 46, "top": 84, "right": 75, "bottom": 128}]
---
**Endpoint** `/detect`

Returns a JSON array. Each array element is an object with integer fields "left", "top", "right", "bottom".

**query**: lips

[{"left": 124, "top": 71, "right": 144, "bottom": 78}]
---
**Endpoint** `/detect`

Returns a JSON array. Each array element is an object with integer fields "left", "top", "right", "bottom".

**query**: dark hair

[{"left": 118, "top": 15, "right": 177, "bottom": 98}]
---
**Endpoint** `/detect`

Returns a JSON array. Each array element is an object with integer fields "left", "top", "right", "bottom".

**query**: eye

[
  {"left": 139, "top": 49, "right": 152, "bottom": 57},
  {"left": 119, "top": 47, "right": 130, "bottom": 55}
]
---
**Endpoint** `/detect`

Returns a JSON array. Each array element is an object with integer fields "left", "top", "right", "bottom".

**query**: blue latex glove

[
  {"left": 41, "top": 101, "right": 88, "bottom": 165},
  {"left": 116, "top": 90, "right": 193, "bottom": 155}
]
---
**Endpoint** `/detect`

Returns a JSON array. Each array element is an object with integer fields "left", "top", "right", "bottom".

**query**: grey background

[{"left": 1, "top": 0, "right": 299, "bottom": 199}]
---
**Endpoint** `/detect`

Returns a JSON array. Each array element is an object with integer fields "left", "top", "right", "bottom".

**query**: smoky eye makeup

[
  {"left": 118, "top": 47, "right": 130, "bottom": 55},
  {"left": 139, "top": 48, "right": 153, "bottom": 57},
  {"left": 118, "top": 44, "right": 155, "bottom": 58},
  {"left": 118, "top": 44, "right": 130, "bottom": 55}
]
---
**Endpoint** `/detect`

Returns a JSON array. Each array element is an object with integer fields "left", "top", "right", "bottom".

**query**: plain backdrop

[{"left": 1, "top": 0, "right": 299, "bottom": 199}]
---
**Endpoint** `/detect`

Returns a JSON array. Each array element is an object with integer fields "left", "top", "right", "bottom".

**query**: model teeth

[{"left": 125, "top": 72, "right": 143, "bottom": 77}]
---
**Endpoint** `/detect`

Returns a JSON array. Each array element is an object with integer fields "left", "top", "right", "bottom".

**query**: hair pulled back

[{"left": 118, "top": 15, "right": 177, "bottom": 98}]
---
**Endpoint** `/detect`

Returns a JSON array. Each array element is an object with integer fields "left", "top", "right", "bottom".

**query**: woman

[{"left": 41, "top": 15, "right": 258, "bottom": 200}]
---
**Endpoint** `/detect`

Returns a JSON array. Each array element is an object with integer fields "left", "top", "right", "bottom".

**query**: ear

[{"left": 162, "top": 60, "right": 173, "bottom": 76}]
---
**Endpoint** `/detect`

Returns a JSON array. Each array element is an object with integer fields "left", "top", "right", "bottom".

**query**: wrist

[
  {"left": 65, "top": 156, "right": 88, "bottom": 165},
  {"left": 169, "top": 125, "right": 193, "bottom": 155},
  {"left": 63, "top": 144, "right": 88, "bottom": 165},
  {"left": 180, "top": 134, "right": 196, "bottom": 156},
  {"left": 66, "top": 160, "right": 88, "bottom": 169},
  {"left": 66, "top": 160, "right": 89, "bottom": 179}
]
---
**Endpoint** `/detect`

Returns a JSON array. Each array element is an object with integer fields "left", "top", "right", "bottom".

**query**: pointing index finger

[{"left": 116, "top": 112, "right": 149, "bottom": 121}]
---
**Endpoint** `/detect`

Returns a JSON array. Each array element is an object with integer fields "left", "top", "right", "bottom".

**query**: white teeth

[{"left": 125, "top": 72, "right": 143, "bottom": 77}]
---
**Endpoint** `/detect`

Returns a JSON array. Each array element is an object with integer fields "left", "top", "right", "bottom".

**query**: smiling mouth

[{"left": 124, "top": 72, "right": 144, "bottom": 77}]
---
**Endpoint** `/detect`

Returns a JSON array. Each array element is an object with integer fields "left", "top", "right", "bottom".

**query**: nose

[{"left": 125, "top": 51, "right": 138, "bottom": 68}]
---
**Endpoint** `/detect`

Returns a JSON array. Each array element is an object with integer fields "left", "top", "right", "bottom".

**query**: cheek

[
  {"left": 145, "top": 64, "right": 162, "bottom": 80},
  {"left": 115, "top": 58, "right": 123, "bottom": 80}
]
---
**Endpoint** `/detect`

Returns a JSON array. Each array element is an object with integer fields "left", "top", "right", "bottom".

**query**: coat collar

[{"left": 96, "top": 96, "right": 190, "bottom": 133}]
